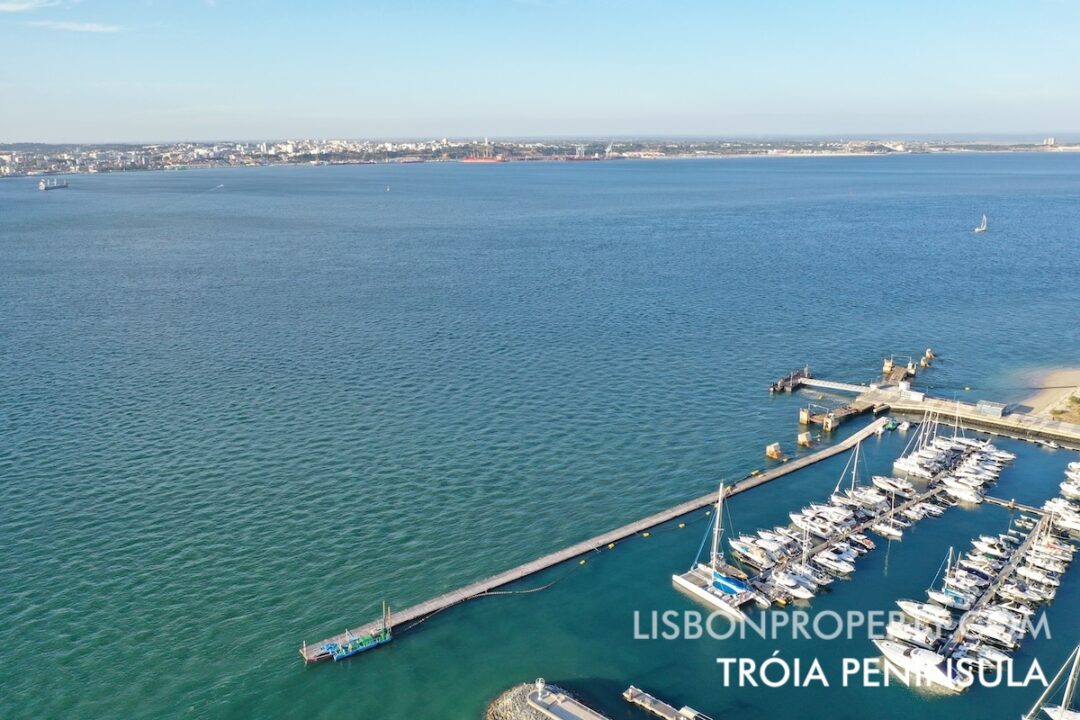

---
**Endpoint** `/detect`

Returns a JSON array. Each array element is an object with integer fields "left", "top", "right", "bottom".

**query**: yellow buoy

[
  {"left": 678, "top": 523, "right": 685, "bottom": 529},
  {"left": 579, "top": 559, "right": 586, "bottom": 565},
  {"left": 607, "top": 543, "right": 615, "bottom": 549},
  {"left": 643, "top": 532, "right": 650, "bottom": 538},
  {"left": 965, "top": 386, "right": 971, "bottom": 391}
]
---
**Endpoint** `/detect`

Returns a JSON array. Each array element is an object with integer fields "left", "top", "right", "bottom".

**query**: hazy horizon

[
  {"left": 3, "top": 0, "right": 1079, "bottom": 143},
  {"left": 3, "top": 132, "right": 1079, "bottom": 148}
]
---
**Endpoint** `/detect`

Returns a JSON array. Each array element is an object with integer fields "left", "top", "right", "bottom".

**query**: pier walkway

[
  {"left": 798, "top": 378, "right": 870, "bottom": 395},
  {"left": 527, "top": 682, "right": 612, "bottom": 720},
  {"left": 300, "top": 418, "right": 889, "bottom": 661},
  {"left": 984, "top": 496, "right": 1046, "bottom": 515},
  {"left": 623, "top": 686, "right": 713, "bottom": 720},
  {"left": 944, "top": 515, "right": 1051, "bottom": 653}
]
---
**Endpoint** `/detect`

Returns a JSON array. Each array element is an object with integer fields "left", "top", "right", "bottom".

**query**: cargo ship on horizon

[{"left": 38, "top": 178, "right": 69, "bottom": 191}]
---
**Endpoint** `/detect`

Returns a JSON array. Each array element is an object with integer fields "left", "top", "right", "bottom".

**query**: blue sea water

[{"left": 1, "top": 154, "right": 1079, "bottom": 719}]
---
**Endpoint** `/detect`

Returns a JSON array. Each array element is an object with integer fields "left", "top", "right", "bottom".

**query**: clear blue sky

[{"left": 2, "top": 0, "right": 1078, "bottom": 142}]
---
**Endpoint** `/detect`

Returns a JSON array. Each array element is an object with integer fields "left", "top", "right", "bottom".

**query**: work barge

[{"left": 299, "top": 417, "right": 890, "bottom": 662}]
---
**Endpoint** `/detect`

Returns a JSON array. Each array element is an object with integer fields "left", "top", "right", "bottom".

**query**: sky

[{"left": 1, "top": 0, "right": 1078, "bottom": 143}]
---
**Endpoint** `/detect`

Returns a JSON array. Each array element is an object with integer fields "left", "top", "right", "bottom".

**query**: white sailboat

[
  {"left": 1023, "top": 644, "right": 1080, "bottom": 720},
  {"left": 975, "top": 214, "right": 988, "bottom": 233}
]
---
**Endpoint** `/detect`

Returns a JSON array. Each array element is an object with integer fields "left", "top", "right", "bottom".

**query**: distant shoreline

[{"left": 5, "top": 147, "right": 1080, "bottom": 183}]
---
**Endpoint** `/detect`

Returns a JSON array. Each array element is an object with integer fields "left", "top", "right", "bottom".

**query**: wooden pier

[
  {"left": 983, "top": 496, "right": 1047, "bottom": 515},
  {"left": 623, "top": 686, "right": 713, "bottom": 720},
  {"left": 300, "top": 417, "right": 889, "bottom": 662},
  {"left": 943, "top": 515, "right": 1052, "bottom": 652}
]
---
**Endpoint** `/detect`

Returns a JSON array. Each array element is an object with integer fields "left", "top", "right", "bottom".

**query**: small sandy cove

[{"left": 1024, "top": 368, "right": 1080, "bottom": 422}]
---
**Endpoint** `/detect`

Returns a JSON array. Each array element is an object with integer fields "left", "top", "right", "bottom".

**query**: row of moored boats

[{"left": 673, "top": 434, "right": 1000, "bottom": 618}]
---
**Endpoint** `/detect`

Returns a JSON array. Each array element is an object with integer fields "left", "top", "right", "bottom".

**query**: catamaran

[{"left": 672, "top": 483, "right": 763, "bottom": 620}]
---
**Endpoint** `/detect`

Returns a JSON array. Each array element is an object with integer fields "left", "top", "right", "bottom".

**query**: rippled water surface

[{"left": 2, "top": 155, "right": 1079, "bottom": 718}]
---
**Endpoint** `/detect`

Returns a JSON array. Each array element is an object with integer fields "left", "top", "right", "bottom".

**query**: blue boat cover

[{"left": 712, "top": 571, "right": 749, "bottom": 595}]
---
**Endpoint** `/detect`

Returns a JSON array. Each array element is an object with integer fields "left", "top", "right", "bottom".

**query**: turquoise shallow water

[{"left": 1, "top": 154, "right": 1079, "bottom": 718}]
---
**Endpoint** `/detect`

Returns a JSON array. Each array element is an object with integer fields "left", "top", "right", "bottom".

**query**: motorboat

[
  {"left": 873, "top": 639, "right": 973, "bottom": 693},
  {"left": 897, "top": 600, "right": 957, "bottom": 630}
]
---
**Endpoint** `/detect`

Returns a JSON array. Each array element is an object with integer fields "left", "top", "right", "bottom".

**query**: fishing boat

[
  {"left": 974, "top": 214, "right": 988, "bottom": 233},
  {"left": 672, "top": 483, "right": 762, "bottom": 620}
]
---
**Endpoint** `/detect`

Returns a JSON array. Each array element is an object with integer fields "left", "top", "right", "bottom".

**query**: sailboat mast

[
  {"left": 1061, "top": 645, "right": 1080, "bottom": 713},
  {"left": 710, "top": 483, "right": 723, "bottom": 567},
  {"left": 1023, "top": 645, "right": 1080, "bottom": 720},
  {"left": 850, "top": 440, "right": 860, "bottom": 491}
]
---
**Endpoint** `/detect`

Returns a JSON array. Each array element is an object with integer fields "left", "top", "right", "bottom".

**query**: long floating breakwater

[{"left": 299, "top": 417, "right": 890, "bottom": 662}]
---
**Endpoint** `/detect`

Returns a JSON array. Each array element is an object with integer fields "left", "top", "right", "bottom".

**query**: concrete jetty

[
  {"left": 789, "top": 375, "right": 1080, "bottom": 446},
  {"left": 300, "top": 417, "right": 889, "bottom": 662},
  {"left": 527, "top": 680, "right": 611, "bottom": 720},
  {"left": 623, "top": 685, "right": 713, "bottom": 720}
]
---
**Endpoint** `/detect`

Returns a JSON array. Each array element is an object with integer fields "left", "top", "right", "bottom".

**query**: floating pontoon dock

[
  {"left": 299, "top": 417, "right": 889, "bottom": 662},
  {"left": 943, "top": 514, "right": 1052, "bottom": 653}
]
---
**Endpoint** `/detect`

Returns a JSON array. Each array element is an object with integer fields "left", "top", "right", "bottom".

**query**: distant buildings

[{"left": 1, "top": 137, "right": 1076, "bottom": 178}]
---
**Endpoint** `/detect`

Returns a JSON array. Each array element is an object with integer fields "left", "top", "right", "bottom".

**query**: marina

[
  {"left": 874, "top": 459, "right": 1080, "bottom": 693},
  {"left": 301, "top": 417, "right": 889, "bottom": 661},
  {"left": 302, "top": 359, "right": 1078, "bottom": 665},
  {"left": 672, "top": 419, "right": 1006, "bottom": 618}
]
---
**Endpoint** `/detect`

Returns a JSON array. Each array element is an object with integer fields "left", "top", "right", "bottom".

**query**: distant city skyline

[{"left": 3, "top": 0, "right": 1079, "bottom": 143}]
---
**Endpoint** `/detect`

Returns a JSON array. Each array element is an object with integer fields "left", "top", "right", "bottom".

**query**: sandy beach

[{"left": 1022, "top": 367, "right": 1080, "bottom": 420}]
